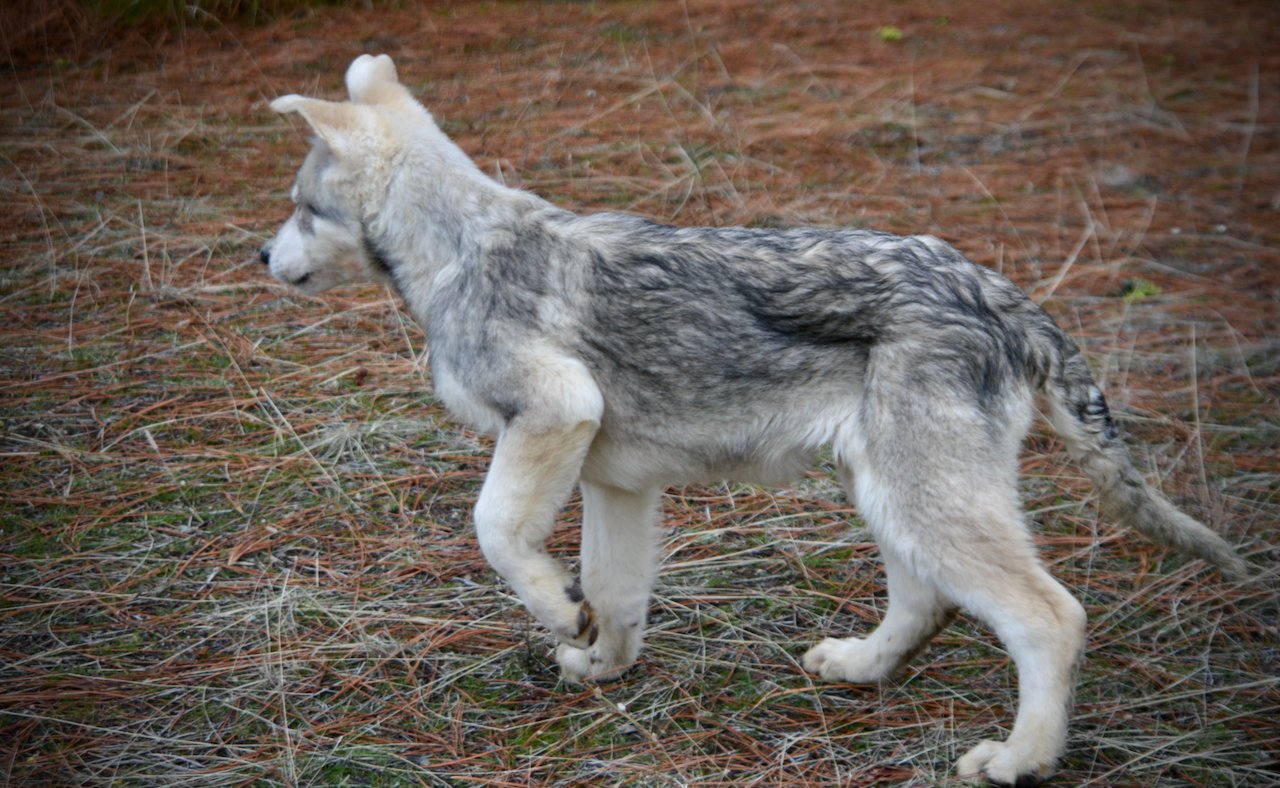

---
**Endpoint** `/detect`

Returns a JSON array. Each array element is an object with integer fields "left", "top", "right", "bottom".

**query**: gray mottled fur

[{"left": 261, "top": 55, "right": 1247, "bottom": 786}]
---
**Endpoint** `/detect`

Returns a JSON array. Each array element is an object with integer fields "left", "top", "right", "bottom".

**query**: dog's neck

[{"left": 361, "top": 132, "right": 548, "bottom": 314}]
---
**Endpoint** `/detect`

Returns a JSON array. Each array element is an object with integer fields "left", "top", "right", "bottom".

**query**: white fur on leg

[
  {"left": 956, "top": 739, "right": 1055, "bottom": 785},
  {"left": 804, "top": 549, "right": 953, "bottom": 683},
  {"left": 802, "top": 636, "right": 897, "bottom": 683},
  {"left": 474, "top": 419, "right": 600, "bottom": 648},
  {"left": 555, "top": 482, "right": 661, "bottom": 683},
  {"left": 948, "top": 570, "right": 1086, "bottom": 786}
]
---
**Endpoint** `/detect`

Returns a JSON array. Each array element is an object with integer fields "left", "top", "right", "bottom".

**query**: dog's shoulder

[{"left": 419, "top": 205, "right": 591, "bottom": 421}]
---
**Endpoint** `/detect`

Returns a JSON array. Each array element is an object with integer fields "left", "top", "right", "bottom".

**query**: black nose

[{"left": 259, "top": 247, "right": 271, "bottom": 266}]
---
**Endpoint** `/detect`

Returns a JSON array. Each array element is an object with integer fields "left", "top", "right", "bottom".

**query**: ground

[{"left": 1, "top": 0, "right": 1277, "bottom": 785}]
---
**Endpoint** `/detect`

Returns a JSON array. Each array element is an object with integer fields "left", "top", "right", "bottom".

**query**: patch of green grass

[
  {"left": 1120, "top": 277, "right": 1162, "bottom": 303},
  {"left": 601, "top": 22, "right": 645, "bottom": 44},
  {"left": 875, "top": 25, "right": 904, "bottom": 43}
]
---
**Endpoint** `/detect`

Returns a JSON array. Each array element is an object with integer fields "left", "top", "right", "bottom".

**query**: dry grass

[{"left": 2, "top": 0, "right": 1277, "bottom": 785}]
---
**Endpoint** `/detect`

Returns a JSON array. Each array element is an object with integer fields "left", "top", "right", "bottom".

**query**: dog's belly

[
  {"left": 578, "top": 381, "right": 862, "bottom": 490},
  {"left": 580, "top": 422, "right": 820, "bottom": 491}
]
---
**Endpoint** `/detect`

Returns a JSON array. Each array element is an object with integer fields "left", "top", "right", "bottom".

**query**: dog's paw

[
  {"left": 555, "top": 642, "right": 632, "bottom": 685},
  {"left": 956, "top": 740, "right": 1052, "bottom": 787},
  {"left": 553, "top": 599, "right": 598, "bottom": 649},
  {"left": 546, "top": 582, "right": 599, "bottom": 649},
  {"left": 556, "top": 612, "right": 643, "bottom": 685},
  {"left": 802, "top": 637, "right": 893, "bottom": 684}
]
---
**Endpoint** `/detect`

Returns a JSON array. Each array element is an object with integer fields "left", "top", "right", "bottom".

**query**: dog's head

[{"left": 260, "top": 54, "right": 410, "bottom": 293}]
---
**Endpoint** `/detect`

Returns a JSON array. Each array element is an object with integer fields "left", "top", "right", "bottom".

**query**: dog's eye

[{"left": 303, "top": 202, "right": 330, "bottom": 222}]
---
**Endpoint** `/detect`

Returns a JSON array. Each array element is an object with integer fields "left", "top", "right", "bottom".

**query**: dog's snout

[{"left": 259, "top": 247, "right": 271, "bottom": 266}]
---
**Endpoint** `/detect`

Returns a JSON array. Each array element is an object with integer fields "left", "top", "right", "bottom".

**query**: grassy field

[{"left": 1, "top": 0, "right": 1277, "bottom": 784}]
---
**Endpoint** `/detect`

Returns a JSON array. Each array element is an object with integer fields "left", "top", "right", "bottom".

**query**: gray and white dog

[{"left": 261, "top": 55, "right": 1246, "bottom": 785}]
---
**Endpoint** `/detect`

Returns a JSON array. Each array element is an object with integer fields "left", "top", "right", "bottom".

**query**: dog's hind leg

[
  {"left": 556, "top": 481, "right": 662, "bottom": 684},
  {"left": 474, "top": 417, "right": 602, "bottom": 650},
  {"left": 812, "top": 388, "right": 1085, "bottom": 785},
  {"left": 873, "top": 501, "right": 1082, "bottom": 786},
  {"left": 803, "top": 460, "right": 957, "bottom": 685},
  {"left": 942, "top": 541, "right": 1086, "bottom": 786},
  {"left": 802, "top": 545, "right": 956, "bottom": 683},
  {"left": 905, "top": 451, "right": 1086, "bottom": 785}
]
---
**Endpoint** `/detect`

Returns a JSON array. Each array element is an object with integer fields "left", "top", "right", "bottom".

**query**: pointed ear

[
  {"left": 346, "top": 54, "right": 405, "bottom": 105},
  {"left": 271, "top": 95, "right": 367, "bottom": 154}
]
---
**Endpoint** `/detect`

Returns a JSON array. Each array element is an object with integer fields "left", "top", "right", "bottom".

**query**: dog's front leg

[
  {"left": 556, "top": 481, "right": 662, "bottom": 684},
  {"left": 474, "top": 419, "right": 600, "bottom": 649}
]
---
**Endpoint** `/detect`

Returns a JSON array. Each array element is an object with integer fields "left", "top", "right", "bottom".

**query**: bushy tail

[{"left": 1029, "top": 322, "right": 1248, "bottom": 581}]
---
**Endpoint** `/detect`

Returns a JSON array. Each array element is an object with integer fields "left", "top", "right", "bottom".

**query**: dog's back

[{"left": 483, "top": 213, "right": 1037, "bottom": 481}]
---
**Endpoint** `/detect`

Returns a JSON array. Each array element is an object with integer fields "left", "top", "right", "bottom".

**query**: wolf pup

[{"left": 261, "top": 55, "right": 1246, "bottom": 786}]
